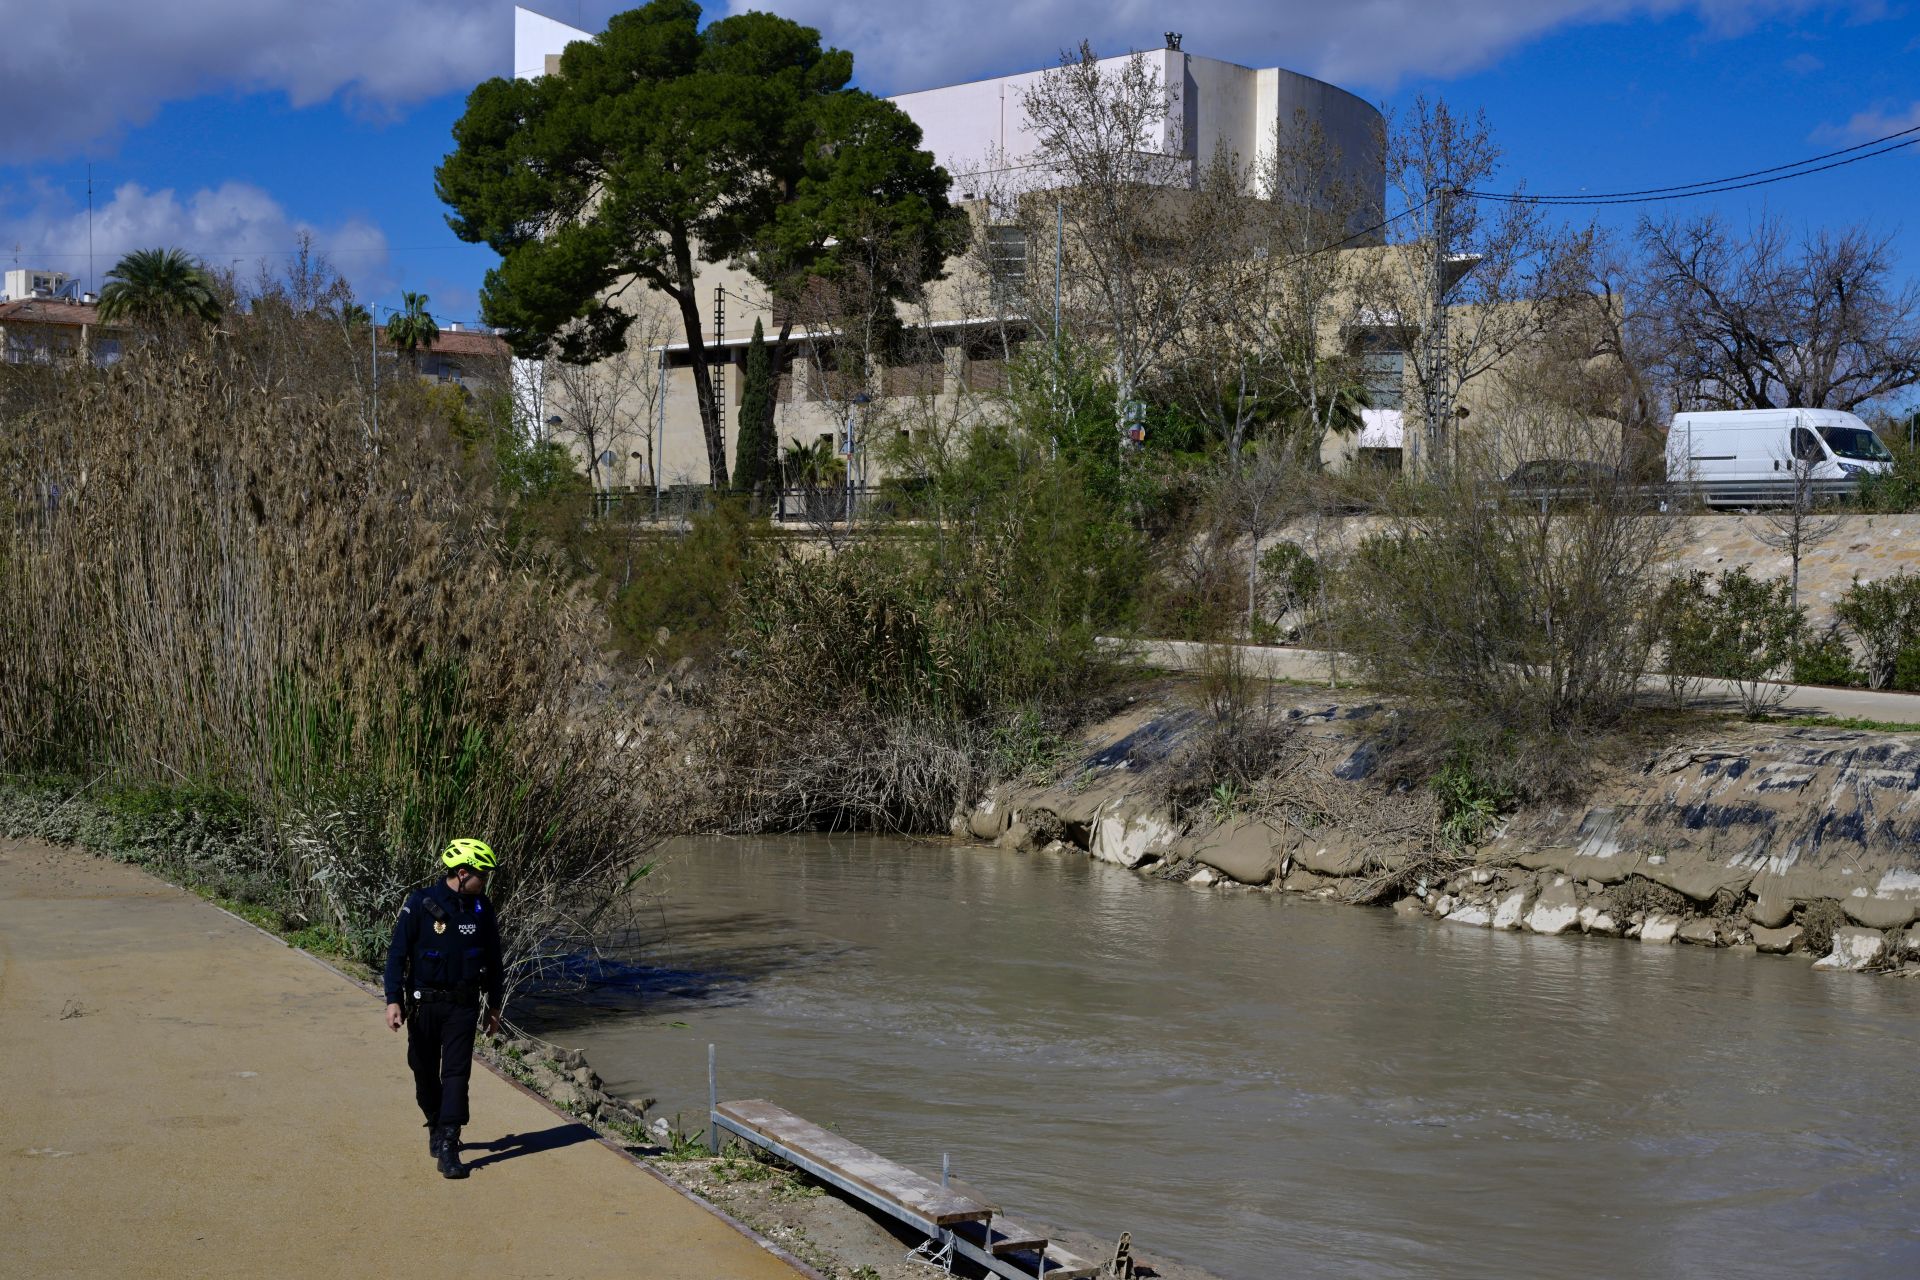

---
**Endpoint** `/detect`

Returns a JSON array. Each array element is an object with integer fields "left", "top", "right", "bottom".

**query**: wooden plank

[
  {"left": 953, "top": 1217, "right": 1049, "bottom": 1258},
  {"left": 988, "top": 1222, "right": 1050, "bottom": 1257},
  {"left": 1030, "top": 1246, "right": 1100, "bottom": 1280},
  {"left": 715, "top": 1100, "right": 994, "bottom": 1227},
  {"left": 952, "top": 1218, "right": 1098, "bottom": 1279}
]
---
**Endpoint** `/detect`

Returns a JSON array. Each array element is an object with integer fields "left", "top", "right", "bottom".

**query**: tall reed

[{"left": 0, "top": 337, "right": 651, "bottom": 987}]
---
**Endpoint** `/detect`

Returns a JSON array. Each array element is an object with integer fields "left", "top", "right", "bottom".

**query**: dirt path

[{"left": 0, "top": 838, "right": 809, "bottom": 1280}]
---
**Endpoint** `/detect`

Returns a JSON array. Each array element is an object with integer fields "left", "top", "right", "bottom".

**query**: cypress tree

[{"left": 733, "top": 318, "right": 775, "bottom": 507}]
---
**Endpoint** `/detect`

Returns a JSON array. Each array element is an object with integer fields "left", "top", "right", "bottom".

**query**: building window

[
  {"left": 1358, "top": 347, "right": 1405, "bottom": 411},
  {"left": 986, "top": 226, "right": 1027, "bottom": 302}
]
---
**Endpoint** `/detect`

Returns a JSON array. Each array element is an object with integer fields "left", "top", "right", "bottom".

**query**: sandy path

[{"left": 0, "top": 838, "right": 808, "bottom": 1280}]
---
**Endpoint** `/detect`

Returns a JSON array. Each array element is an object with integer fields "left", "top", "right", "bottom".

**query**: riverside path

[{"left": 0, "top": 838, "right": 809, "bottom": 1280}]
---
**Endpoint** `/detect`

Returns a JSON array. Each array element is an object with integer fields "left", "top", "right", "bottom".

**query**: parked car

[{"left": 1505, "top": 458, "right": 1616, "bottom": 489}]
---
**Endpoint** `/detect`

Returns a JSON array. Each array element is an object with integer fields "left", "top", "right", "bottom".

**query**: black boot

[
  {"left": 437, "top": 1126, "right": 468, "bottom": 1179},
  {"left": 428, "top": 1123, "right": 443, "bottom": 1159}
]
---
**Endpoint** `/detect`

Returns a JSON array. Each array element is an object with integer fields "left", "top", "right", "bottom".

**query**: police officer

[{"left": 384, "top": 838, "right": 506, "bottom": 1179}]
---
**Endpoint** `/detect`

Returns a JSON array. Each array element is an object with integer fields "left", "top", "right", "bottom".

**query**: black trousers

[{"left": 406, "top": 999, "right": 479, "bottom": 1128}]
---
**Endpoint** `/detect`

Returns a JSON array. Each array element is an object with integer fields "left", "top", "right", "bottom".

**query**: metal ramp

[{"left": 711, "top": 1099, "right": 1099, "bottom": 1280}]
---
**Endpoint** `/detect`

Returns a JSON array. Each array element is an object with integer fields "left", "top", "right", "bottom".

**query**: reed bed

[{"left": 0, "top": 339, "right": 651, "bottom": 988}]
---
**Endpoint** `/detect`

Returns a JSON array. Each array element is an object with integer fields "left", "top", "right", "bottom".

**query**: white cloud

[
  {"left": 0, "top": 0, "right": 510, "bottom": 159},
  {"left": 732, "top": 0, "right": 1872, "bottom": 95},
  {"left": 1819, "top": 101, "right": 1920, "bottom": 142},
  {"left": 3, "top": 180, "right": 393, "bottom": 300}
]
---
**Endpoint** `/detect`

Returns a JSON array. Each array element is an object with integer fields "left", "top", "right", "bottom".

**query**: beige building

[
  {"left": 512, "top": 10, "right": 1437, "bottom": 495},
  {"left": 0, "top": 297, "right": 126, "bottom": 365}
]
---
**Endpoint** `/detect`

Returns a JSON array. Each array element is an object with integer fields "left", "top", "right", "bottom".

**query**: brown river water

[{"left": 529, "top": 834, "right": 1920, "bottom": 1279}]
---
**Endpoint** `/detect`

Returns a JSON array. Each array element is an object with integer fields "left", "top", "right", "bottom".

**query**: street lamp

[{"left": 844, "top": 391, "right": 871, "bottom": 522}]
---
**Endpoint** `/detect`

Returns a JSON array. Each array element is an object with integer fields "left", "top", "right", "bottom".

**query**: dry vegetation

[{"left": 0, "top": 320, "right": 653, "bottom": 985}]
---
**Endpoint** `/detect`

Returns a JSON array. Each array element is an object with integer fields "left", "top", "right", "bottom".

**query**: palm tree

[
  {"left": 385, "top": 292, "right": 440, "bottom": 372},
  {"left": 781, "top": 438, "right": 841, "bottom": 488},
  {"left": 95, "top": 248, "right": 222, "bottom": 326}
]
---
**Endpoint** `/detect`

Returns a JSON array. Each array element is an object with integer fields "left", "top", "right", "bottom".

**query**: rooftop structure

[{"left": 2, "top": 269, "right": 85, "bottom": 304}]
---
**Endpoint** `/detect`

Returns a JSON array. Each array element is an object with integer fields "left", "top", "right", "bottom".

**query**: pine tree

[{"left": 733, "top": 319, "right": 776, "bottom": 508}]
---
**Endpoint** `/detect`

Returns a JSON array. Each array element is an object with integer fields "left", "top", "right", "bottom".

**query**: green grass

[{"left": 1773, "top": 714, "right": 1920, "bottom": 734}]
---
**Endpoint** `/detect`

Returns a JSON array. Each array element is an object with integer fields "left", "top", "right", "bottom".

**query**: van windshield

[{"left": 1817, "top": 425, "right": 1892, "bottom": 462}]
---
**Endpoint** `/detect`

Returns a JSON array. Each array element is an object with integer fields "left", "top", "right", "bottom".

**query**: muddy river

[{"left": 529, "top": 835, "right": 1920, "bottom": 1278}]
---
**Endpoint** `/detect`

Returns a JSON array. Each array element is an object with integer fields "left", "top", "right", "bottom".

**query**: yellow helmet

[{"left": 442, "top": 838, "right": 498, "bottom": 872}]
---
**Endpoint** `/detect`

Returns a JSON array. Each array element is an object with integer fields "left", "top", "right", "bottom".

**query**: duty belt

[{"left": 410, "top": 983, "right": 480, "bottom": 1006}]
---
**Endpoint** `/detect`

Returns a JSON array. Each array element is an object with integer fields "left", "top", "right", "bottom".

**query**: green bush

[
  {"left": 1834, "top": 572, "right": 1920, "bottom": 690},
  {"left": 1255, "top": 541, "right": 1321, "bottom": 641},
  {"left": 1432, "top": 748, "right": 1515, "bottom": 852},
  {"left": 607, "top": 500, "right": 758, "bottom": 662},
  {"left": 1855, "top": 433, "right": 1920, "bottom": 513},
  {"left": 1790, "top": 628, "right": 1862, "bottom": 688},
  {"left": 1652, "top": 568, "right": 1803, "bottom": 714},
  {"left": 688, "top": 427, "right": 1143, "bottom": 832}
]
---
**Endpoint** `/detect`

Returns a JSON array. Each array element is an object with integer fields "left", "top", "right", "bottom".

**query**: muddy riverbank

[{"left": 966, "top": 682, "right": 1920, "bottom": 973}]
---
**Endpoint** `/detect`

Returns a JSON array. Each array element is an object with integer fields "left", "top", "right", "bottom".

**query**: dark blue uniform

[{"left": 383, "top": 880, "right": 504, "bottom": 1130}]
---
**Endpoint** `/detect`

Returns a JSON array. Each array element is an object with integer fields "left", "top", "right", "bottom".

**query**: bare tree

[
  {"left": 1358, "top": 97, "right": 1584, "bottom": 471},
  {"left": 1756, "top": 443, "right": 1844, "bottom": 612},
  {"left": 544, "top": 301, "right": 673, "bottom": 493},
  {"left": 1019, "top": 44, "right": 1247, "bottom": 442},
  {"left": 1640, "top": 213, "right": 1920, "bottom": 411}
]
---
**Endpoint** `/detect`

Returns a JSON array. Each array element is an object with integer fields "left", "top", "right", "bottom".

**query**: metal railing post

[{"left": 708, "top": 1043, "right": 719, "bottom": 1154}]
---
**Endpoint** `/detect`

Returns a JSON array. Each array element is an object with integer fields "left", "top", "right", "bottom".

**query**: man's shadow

[{"left": 464, "top": 1123, "right": 600, "bottom": 1171}]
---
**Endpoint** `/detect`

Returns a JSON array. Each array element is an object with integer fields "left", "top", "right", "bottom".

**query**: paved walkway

[
  {"left": 0, "top": 839, "right": 807, "bottom": 1280},
  {"left": 1123, "top": 637, "right": 1920, "bottom": 724}
]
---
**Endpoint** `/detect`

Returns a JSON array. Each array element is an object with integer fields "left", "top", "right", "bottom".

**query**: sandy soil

[{"left": 0, "top": 838, "right": 811, "bottom": 1280}]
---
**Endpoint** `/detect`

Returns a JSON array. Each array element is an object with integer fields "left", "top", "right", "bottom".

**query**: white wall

[
  {"left": 893, "top": 48, "right": 1186, "bottom": 192},
  {"left": 514, "top": 6, "right": 590, "bottom": 81}
]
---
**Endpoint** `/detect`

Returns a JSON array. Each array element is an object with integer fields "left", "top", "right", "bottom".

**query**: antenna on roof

[{"left": 1164, "top": 32, "right": 1182, "bottom": 51}]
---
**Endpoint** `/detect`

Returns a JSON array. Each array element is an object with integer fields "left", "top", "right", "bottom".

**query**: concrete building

[{"left": 511, "top": 9, "right": 1405, "bottom": 491}]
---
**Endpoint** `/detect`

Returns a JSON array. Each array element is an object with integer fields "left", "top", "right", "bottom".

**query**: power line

[{"left": 1466, "top": 121, "right": 1920, "bottom": 207}]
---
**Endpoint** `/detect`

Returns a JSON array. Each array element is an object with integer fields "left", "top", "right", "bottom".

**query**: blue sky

[{"left": 2, "top": 1, "right": 1916, "bottom": 329}]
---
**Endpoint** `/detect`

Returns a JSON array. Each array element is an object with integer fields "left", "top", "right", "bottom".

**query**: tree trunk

[{"left": 668, "top": 243, "right": 728, "bottom": 490}]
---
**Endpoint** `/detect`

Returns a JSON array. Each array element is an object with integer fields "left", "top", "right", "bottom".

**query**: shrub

[
  {"left": 1254, "top": 541, "right": 1321, "bottom": 641},
  {"left": 1834, "top": 573, "right": 1920, "bottom": 690},
  {"left": 1339, "top": 466, "right": 1670, "bottom": 739},
  {"left": 1431, "top": 748, "right": 1515, "bottom": 851},
  {"left": 1790, "top": 627, "right": 1862, "bottom": 688},
  {"left": 685, "top": 429, "right": 1142, "bottom": 833},
  {"left": 1855, "top": 434, "right": 1920, "bottom": 513},
  {"left": 1156, "top": 643, "right": 1296, "bottom": 822},
  {"left": 607, "top": 500, "right": 758, "bottom": 662},
  {"left": 1650, "top": 568, "right": 1802, "bottom": 717}
]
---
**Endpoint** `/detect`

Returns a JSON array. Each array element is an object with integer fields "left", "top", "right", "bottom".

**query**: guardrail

[{"left": 1508, "top": 477, "right": 1866, "bottom": 511}]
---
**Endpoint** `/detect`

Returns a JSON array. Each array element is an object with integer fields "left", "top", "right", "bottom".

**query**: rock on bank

[{"left": 957, "top": 684, "right": 1920, "bottom": 975}]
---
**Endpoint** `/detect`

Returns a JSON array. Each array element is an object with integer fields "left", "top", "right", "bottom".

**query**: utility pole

[
  {"left": 655, "top": 346, "right": 667, "bottom": 520},
  {"left": 1422, "top": 183, "right": 1454, "bottom": 472},
  {"left": 712, "top": 285, "right": 726, "bottom": 450}
]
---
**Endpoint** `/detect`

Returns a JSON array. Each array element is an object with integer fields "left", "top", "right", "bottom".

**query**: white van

[{"left": 1666, "top": 408, "right": 1891, "bottom": 503}]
